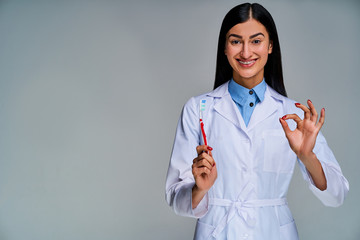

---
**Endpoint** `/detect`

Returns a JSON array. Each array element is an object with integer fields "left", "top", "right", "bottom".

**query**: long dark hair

[{"left": 214, "top": 3, "right": 287, "bottom": 97}]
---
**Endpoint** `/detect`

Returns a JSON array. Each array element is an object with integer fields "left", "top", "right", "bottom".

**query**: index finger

[{"left": 295, "top": 102, "right": 311, "bottom": 119}]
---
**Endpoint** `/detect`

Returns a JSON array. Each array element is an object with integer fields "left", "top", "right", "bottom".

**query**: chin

[{"left": 237, "top": 72, "right": 258, "bottom": 79}]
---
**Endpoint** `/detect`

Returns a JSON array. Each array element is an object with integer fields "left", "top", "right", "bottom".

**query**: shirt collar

[
  {"left": 228, "top": 78, "right": 267, "bottom": 105},
  {"left": 253, "top": 79, "right": 266, "bottom": 102},
  {"left": 207, "top": 80, "right": 285, "bottom": 103}
]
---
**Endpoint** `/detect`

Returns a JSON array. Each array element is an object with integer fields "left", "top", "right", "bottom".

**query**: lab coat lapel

[
  {"left": 247, "top": 87, "right": 282, "bottom": 131},
  {"left": 213, "top": 94, "right": 247, "bottom": 130},
  {"left": 208, "top": 82, "right": 247, "bottom": 131}
]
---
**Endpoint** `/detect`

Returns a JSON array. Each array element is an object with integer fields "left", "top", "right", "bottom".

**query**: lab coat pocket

[
  {"left": 194, "top": 220, "right": 215, "bottom": 240},
  {"left": 279, "top": 220, "right": 299, "bottom": 240},
  {"left": 262, "top": 130, "right": 296, "bottom": 173}
]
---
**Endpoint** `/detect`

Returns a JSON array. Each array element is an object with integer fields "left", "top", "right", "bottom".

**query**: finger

[
  {"left": 209, "top": 150, "right": 213, "bottom": 158},
  {"left": 193, "top": 155, "right": 203, "bottom": 164},
  {"left": 193, "top": 158, "right": 213, "bottom": 171},
  {"left": 279, "top": 117, "right": 292, "bottom": 137},
  {"left": 193, "top": 152, "right": 215, "bottom": 166},
  {"left": 196, "top": 145, "right": 213, "bottom": 155},
  {"left": 282, "top": 113, "right": 302, "bottom": 125},
  {"left": 316, "top": 108, "right": 325, "bottom": 129},
  {"left": 307, "top": 99, "right": 318, "bottom": 122},
  {"left": 196, "top": 145, "right": 204, "bottom": 155},
  {"left": 199, "top": 152, "right": 215, "bottom": 167},
  {"left": 192, "top": 166, "right": 210, "bottom": 176},
  {"left": 295, "top": 102, "right": 311, "bottom": 119}
]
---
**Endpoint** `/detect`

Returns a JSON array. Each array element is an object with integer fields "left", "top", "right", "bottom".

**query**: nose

[{"left": 240, "top": 43, "right": 251, "bottom": 59}]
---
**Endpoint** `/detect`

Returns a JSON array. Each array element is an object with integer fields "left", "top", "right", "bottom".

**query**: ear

[{"left": 268, "top": 41, "right": 273, "bottom": 54}]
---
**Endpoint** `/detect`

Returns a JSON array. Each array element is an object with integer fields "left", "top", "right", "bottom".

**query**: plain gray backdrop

[{"left": 0, "top": 0, "right": 359, "bottom": 239}]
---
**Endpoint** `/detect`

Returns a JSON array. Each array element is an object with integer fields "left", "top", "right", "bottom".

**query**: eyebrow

[{"left": 228, "top": 32, "right": 265, "bottom": 39}]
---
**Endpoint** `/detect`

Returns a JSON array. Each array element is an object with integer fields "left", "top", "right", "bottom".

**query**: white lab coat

[{"left": 165, "top": 82, "right": 349, "bottom": 240}]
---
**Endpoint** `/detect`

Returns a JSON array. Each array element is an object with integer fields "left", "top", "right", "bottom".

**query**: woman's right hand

[{"left": 191, "top": 145, "right": 217, "bottom": 208}]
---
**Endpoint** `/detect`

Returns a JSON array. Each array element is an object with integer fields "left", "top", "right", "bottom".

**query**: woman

[{"left": 165, "top": 3, "right": 349, "bottom": 240}]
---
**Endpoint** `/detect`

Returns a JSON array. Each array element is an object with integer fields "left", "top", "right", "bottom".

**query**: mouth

[{"left": 237, "top": 59, "right": 257, "bottom": 68}]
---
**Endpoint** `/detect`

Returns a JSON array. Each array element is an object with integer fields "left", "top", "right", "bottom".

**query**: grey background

[{"left": 0, "top": 0, "right": 359, "bottom": 239}]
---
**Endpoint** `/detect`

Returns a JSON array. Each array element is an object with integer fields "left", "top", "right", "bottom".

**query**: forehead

[{"left": 226, "top": 18, "right": 269, "bottom": 38}]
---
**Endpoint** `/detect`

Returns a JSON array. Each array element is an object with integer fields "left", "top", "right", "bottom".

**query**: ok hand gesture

[{"left": 279, "top": 100, "right": 325, "bottom": 163}]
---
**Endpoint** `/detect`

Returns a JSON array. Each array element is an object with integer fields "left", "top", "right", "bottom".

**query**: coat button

[
  {"left": 249, "top": 90, "right": 254, "bottom": 95},
  {"left": 249, "top": 102, "right": 254, "bottom": 107}
]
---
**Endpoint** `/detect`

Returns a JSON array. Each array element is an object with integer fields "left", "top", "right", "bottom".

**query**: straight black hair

[{"left": 214, "top": 3, "right": 287, "bottom": 97}]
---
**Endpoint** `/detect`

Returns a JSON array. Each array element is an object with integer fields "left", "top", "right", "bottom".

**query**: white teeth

[{"left": 238, "top": 60, "right": 255, "bottom": 64}]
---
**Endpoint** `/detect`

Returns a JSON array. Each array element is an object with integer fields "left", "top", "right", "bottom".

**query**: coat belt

[{"left": 209, "top": 197, "right": 287, "bottom": 238}]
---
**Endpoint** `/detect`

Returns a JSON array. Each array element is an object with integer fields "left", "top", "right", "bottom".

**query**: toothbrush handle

[{"left": 200, "top": 121, "right": 207, "bottom": 145}]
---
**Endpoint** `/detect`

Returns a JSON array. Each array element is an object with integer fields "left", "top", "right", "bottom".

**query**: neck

[{"left": 233, "top": 71, "right": 264, "bottom": 89}]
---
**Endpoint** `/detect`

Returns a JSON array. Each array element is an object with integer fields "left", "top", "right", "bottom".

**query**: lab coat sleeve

[
  {"left": 298, "top": 131, "right": 349, "bottom": 207},
  {"left": 165, "top": 97, "right": 209, "bottom": 218}
]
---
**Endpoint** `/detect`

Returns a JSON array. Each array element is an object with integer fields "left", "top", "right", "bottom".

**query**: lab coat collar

[
  {"left": 208, "top": 82, "right": 245, "bottom": 130},
  {"left": 247, "top": 87, "right": 283, "bottom": 131},
  {"left": 207, "top": 81, "right": 285, "bottom": 132},
  {"left": 207, "top": 81, "right": 284, "bottom": 101},
  {"left": 207, "top": 81, "right": 230, "bottom": 98}
]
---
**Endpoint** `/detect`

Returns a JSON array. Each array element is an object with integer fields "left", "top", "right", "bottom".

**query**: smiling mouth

[{"left": 237, "top": 59, "right": 257, "bottom": 67}]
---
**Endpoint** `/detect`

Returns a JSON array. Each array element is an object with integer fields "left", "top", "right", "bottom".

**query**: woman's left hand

[{"left": 279, "top": 99, "right": 325, "bottom": 163}]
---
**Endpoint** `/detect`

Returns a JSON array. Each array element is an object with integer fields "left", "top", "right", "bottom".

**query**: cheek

[
  {"left": 225, "top": 54, "right": 235, "bottom": 69},
  {"left": 255, "top": 44, "right": 266, "bottom": 51},
  {"left": 258, "top": 45, "right": 271, "bottom": 57},
  {"left": 225, "top": 43, "right": 239, "bottom": 56},
  {"left": 226, "top": 51, "right": 240, "bottom": 67},
  {"left": 225, "top": 46, "right": 235, "bottom": 61}
]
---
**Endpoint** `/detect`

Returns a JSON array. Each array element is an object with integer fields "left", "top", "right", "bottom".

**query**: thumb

[{"left": 279, "top": 117, "right": 292, "bottom": 137}]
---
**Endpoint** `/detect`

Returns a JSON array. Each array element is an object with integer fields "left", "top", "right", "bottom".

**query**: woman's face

[{"left": 225, "top": 18, "right": 272, "bottom": 89}]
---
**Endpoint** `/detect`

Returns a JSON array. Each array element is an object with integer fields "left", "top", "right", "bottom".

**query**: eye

[
  {"left": 252, "top": 39, "right": 261, "bottom": 44},
  {"left": 231, "top": 39, "right": 241, "bottom": 45}
]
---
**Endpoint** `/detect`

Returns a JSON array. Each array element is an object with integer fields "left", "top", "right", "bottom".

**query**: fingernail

[
  {"left": 295, "top": 103, "right": 300, "bottom": 106},
  {"left": 282, "top": 115, "right": 287, "bottom": 120},
  {"left": 212, "top": 163, "right": 215, "bottom": 167},
  {"left": 207, "top": 146, "right": 213, "bottom": 151},
  {"left": 308, "top": 99, "right": 312, "bottom": 103}
]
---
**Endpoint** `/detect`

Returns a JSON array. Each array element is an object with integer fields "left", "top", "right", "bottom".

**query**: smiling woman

[
  {"left": 165, "top": 3, "right": 349, "bottom": 240},
  {"left": 224, "top": 19, "right": 273, "bottom": 89}
]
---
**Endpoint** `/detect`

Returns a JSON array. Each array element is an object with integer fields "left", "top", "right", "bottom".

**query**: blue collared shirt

[{"left": 228, "top": 78, "right": 267, "bottom": 126}]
